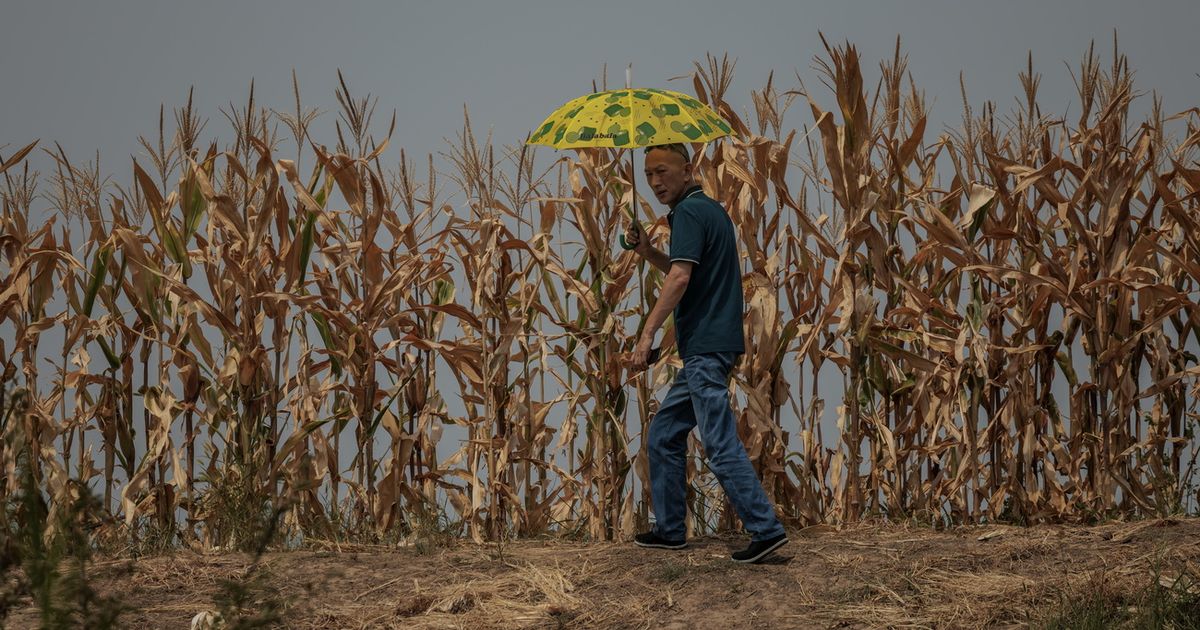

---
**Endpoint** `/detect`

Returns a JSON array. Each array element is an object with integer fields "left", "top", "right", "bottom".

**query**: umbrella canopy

[{"left": 526, "top": 88, "right": 731, "bottom": 149}]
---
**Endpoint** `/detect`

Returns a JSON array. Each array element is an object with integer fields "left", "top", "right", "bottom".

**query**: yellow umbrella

[{"left": 527, "top": 69, "right": 732, "bottom": 249}]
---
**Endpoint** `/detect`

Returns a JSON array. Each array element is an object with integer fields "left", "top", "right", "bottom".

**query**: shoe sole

[
  {"left": 634, "top": 540, "right": 688, "bottom": 550},
  {"left": 732, "top": 537, "right": 789, "bottom": 563}
]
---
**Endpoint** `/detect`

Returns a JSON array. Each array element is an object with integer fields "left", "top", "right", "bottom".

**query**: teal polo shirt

[{"left": 667, "top": 185, "right": 745, "bottom": 358}]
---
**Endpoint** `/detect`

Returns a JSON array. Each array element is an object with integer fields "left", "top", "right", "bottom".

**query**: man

[{"left": 626, "top": 142, "right": 788, "bottom": 564}]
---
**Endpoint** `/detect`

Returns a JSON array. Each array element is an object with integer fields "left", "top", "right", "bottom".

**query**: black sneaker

[
  {"left": 634, "top": 530, "right": 687, "bottom": 550},
  {"left": 731, "top": 533, "right": 788, "bottom": 563}
]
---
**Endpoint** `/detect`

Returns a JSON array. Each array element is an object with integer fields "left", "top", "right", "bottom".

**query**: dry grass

[{"left": 3, "top": 519, "right": 1198, "bottom": 628}]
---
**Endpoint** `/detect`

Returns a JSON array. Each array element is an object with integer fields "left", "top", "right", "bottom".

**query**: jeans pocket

[
  {"left": 683, "top": 352, "right": 739, "bottom": 388},
  {"left": 712, "top": 351, "right": 736, "bottom": 380}
]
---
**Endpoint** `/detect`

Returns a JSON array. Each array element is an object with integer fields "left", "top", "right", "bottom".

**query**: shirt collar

[{"left": 669, "top": 184, "right": 705, "bottom": 210}]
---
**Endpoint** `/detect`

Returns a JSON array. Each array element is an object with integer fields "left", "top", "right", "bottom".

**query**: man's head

[{"left": 644, "top": 143, "right": 694, "bottom": 206}]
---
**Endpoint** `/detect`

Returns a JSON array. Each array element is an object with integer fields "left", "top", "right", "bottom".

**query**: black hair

[{"left": 644, "top": 143, "right": 690, "bottom": 163}]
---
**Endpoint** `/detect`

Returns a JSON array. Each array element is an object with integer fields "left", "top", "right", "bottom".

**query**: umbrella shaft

[{"left": 630, "top": 155, "right": 637, "bottom": 223}]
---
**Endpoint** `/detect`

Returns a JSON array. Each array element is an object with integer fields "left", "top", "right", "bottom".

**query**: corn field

[{"left": 2, "top": 40, "right": 1199, "bottom": 550}]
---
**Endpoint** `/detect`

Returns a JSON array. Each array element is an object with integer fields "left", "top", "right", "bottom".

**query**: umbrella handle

[{"left": 619, "top": 214, "right": 641, "bottom": 250}]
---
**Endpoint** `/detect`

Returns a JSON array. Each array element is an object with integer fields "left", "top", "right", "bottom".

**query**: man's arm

[
  {"left": 641, "top": 245, "right": 671, "bottom": 274},
  {"left": 631, "top": 260, "right": 692, "bottom": 370}
]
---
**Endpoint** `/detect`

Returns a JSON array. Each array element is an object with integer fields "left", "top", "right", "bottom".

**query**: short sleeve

[{"left": 669, "top": 205, "right": 703, "bottom": 264}]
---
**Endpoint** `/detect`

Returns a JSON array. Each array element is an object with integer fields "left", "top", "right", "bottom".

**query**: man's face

[{"left": 644, "top": 148, "right": 693, "bottom": 205}]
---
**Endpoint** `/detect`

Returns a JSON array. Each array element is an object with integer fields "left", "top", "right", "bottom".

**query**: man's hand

[
  {"left": 625, "top": 221, "right": 672, "bottom": 273},
  {"left": 625, "top": 221, "right": 651, "bottom": 256},
  {"left": 629, "top": 336, "right": 654, "bottom": 373}
]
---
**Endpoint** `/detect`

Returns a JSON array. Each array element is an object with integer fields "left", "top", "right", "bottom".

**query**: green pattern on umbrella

[
  {"left": 634, "top": 124, "right": 656, "bottom": 144},
  {"left": 576, "top": 126, "right": 599, "bottom": 141},
  {"left": 670, "top": 120, "right": 703, "bottom": 140},
  {"left": 710, "top": 116, "right": 732, "bottom": 133},
  {"left": 604, "top": 103, "right": 631, "bottom": 117},
  {"left": 533, "top": 121, "right": 554, "bottom": 141},
  {"left": 652, "top": 103, "right": 681, "bottom": 117}
]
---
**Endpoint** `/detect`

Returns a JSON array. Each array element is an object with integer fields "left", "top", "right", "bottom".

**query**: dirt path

[{"left": 6, "top": 518, "right": 1200, "bottom": 629}]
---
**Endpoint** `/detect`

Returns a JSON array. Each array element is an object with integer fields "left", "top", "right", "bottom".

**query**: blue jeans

[{"left": 647, "top": 351, "right": 786, "bottom": 542}]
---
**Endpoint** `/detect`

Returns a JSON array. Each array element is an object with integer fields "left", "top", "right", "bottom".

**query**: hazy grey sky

[{"left": 3, "top": 0, "right": 1198, "bottom": 173}]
